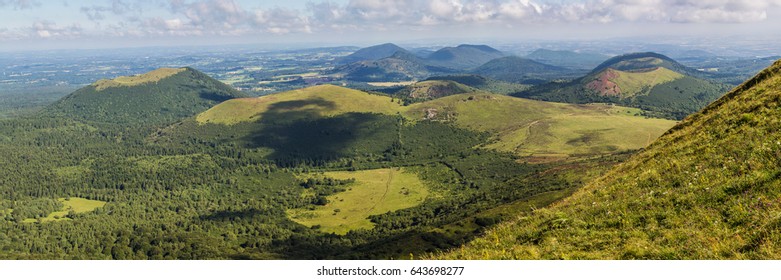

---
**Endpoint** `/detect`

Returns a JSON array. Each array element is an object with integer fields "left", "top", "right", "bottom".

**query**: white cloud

[
  {"left": 30, "top": 21, "right": 82, "bottom": 39},
  {"left": 4, "top": 0, "right": 781, "bottom": 43}
]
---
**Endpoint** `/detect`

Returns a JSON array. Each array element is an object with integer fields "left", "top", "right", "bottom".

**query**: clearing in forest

[{"left": 287, "top": 168, "right": 428, "bottom": 235}]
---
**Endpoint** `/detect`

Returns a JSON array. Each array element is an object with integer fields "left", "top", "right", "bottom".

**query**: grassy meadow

[{"left": 287, "top": 168, "right": 428, "bottom": 235}]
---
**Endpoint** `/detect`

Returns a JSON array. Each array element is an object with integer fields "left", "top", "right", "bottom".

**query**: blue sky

[{"left": 1, "top": 0, "right": 780, "bottom": 51}]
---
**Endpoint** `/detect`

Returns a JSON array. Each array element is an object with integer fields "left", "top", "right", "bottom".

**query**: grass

[
  {"left": 435, "top": 59, "right": 781, "bottom": 260},
  {"left": 93, "top": 68, "right": 186, "bottom": 91},
  {"left": 197, "top": 84, "right": 676, "bottom": 159},
  {"left": 404, "top": 94, "right": 676, "bottom": 158},
  {"left": 610, "top": 67, "right": 683, "bottom": 97},
  {"left": 21, "top": 198, "right": 106, "bottom": 223},
  {"left": 197, "top": 84, "right": 403, "bottom": 125},
  {"left": 400, "top": 80, "right": 478, "bottom": 100},
  {"left": 287, "top": 168, "right": 428, "bottom": 235}
]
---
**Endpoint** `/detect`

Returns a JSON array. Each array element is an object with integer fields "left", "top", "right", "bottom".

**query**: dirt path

[{"left": 365, "top": 167, "right": 394, "bottom": 215}]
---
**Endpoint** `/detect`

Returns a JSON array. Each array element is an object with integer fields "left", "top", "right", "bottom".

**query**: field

[
  {"left": 197, "top": 84, "right": 403, "bottom": 125},
  {"left": 21, "top": 197, "right": 106, "bottom": 223},
  {"left": 287, "top": 168, "right": 429, "bottom": 235}
]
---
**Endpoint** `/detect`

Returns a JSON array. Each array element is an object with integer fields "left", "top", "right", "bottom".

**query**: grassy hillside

[
  {"left": 423, "top": 75, "right": 530, "bottom": 94},
  {"left": 404, "top": 94, "right": 675, "bottom": 158},
  {"left": 585, "top": 67, "right": 684, "bottom": 98},
  {"left": 45, "top": 67, "right": 246, "bottom": 125},
  {"left": 438, "top": 59, "right": 781, "bottom": 259},
  {"left": 517, "top": 53, "right": 730, "bottom": 120},
  {"left": 199, "top": 84, "right": 675, "bottom": 159},
  {"left": 197, "top": 84, "right": 402, "bottom": 125}
]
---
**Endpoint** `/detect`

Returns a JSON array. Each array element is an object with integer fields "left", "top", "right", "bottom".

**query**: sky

[{"left": 1, "top": 0, "right": 781, "bottom": 51}]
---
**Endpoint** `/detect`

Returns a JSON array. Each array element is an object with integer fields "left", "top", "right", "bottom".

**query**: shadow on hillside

[{"left": 242, "top": 98, "right": 397, "bottom": 166}]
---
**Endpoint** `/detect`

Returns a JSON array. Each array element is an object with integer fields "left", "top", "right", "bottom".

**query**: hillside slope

[
  {"left": 196, "top": 84, "right": 675, "bottom": 160},
  {"left": 45, "top": 67, "right": 246, "bottom": 124},
  {"left": 516, "top": 52, "right": 729, "bottom": 120},
  {"left": 439, "top": 60, "right": 781, "bottom": 259}
]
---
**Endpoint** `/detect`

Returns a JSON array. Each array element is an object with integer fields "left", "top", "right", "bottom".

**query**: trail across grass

[{"left": 287, "top": 168, "right": 428, "bottom": 235}]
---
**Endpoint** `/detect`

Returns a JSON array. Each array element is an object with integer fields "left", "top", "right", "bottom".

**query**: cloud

[
  {"left": 30, "top": 21, "right": 82, "bottom": 39},
  {"left": 4, "top": 0, "right": 780, "bottom": 43},
  {"left": 0, "top": 0, "right": 39, "bottom": 9}
]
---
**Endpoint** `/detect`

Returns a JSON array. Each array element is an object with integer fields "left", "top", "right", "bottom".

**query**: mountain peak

[
  {"left": 45, "top": 67, "right": 245, "bottom": 124},
  {"left": 591, "top": 52, "right": 688, "bottom": 74},
  {"left": 338, "top": 43, "right": 409, "bottom": 64}
]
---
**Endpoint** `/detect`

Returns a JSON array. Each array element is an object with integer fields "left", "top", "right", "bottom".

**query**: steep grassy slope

[
  {"left": 517, "top": 53, "right": 730, "bottom": 120},
  {"left": 439, "top": 60, "right": 781, "bottom": 259},
  {"left": 45, "top": 67, "right": 246, "bottom": 124}
]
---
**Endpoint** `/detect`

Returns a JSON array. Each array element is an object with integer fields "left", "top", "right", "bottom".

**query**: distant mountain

[
  {"left": 332, "top": 44, "right": 508, "bottom": 82},
  {"left": 441, "top": 59, "right": 781, "bottom": 260},
  {"left": 331, "top": 51, "right": 455, "bottom": 82},
  {"left": 590, "top": 52, "right": 698, "bottom": 76},
  {"left": 337, "top": 43, "right": 410, "bottom": 64},
  {"left": 516, "top": 52, "right": 730, "bottom": 120},
  {"left": 471, "top": 56, "right": 575, "bottom": 84},
  {"left": 44, "top": 67, "right": 246, "bottom": 124},
  {"left": 525, "top": 49, "right": 610, "bottom": 70},
  {"left": 426, "top": 44, "right": 505, "bottom": 69}
]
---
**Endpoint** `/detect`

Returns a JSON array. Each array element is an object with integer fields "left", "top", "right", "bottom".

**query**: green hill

[
  {"left": 195, "top": 84, "right": 675, "bottom": 160},
  {"left": 423, "top": 75, "right": 530, "bottom": 94},
  {"left": 332, "top": 51, "right": 452, "bottom": 82},
  {"left": 426, "top": 44, "right": 505, "bottom": 70},
  {"left": 471, "top": 56, "right": 576, "bottom": 84},
  {"left": 516, "top": 53, "right": 730, "bottom": 120},
  {"left": 438, "top": 59, "right": 781, "bottom": 259},
  {"left": 44, "top": 67, "right": 246, "bottom": 125},
  {"left": 337, "top": 43, "right": 410, "bottom": 64},
  {"left": 404, "top": 94, "right": 674, "bottom": 159},
  {"left": 392, "top": 80, "right": 480, "bottom": 103}
]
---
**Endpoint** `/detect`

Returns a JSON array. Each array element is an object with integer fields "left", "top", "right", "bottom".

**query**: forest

[{"left": 0, "top": 83, "right": 624, "bottom": 259}]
